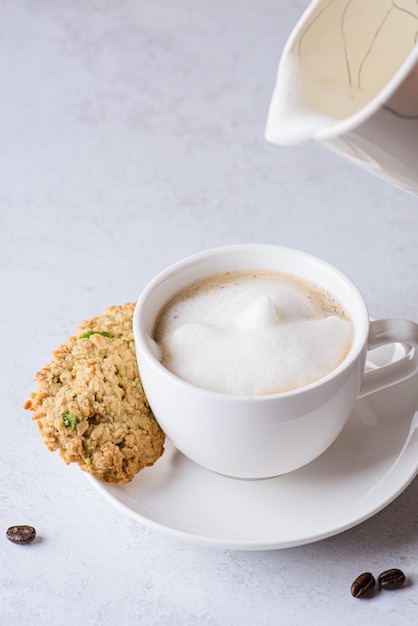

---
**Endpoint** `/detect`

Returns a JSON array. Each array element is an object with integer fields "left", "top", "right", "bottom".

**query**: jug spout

[{"left": 265, "top": 57, "right": 338, "bottom": 146}]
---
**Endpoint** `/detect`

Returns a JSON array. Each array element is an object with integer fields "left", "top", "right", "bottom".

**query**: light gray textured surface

[{"left": 1, "top": 1, "right": 418, "bottom": 624}]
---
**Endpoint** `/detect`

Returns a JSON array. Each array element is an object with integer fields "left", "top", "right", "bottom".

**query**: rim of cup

[{"left": 133, "top": 243, "right": 370, "bottom": 400}]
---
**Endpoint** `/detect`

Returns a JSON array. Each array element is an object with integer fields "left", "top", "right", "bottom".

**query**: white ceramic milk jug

[{"left": 265, "top": 0, "right": 418, "bottom": 193}]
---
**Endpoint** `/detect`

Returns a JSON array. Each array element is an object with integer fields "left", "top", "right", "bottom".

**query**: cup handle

[{"left": 358, "top": 319, "right": 418, "bottom": 399}]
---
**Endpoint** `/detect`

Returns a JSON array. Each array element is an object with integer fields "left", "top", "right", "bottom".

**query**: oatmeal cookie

[{"left": 24, "top": 303, "right": 165, "bottom": 483}]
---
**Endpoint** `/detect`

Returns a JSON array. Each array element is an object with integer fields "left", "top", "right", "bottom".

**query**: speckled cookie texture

[{"left": 24, "top": 303, "right": 165, "bottom": 483}]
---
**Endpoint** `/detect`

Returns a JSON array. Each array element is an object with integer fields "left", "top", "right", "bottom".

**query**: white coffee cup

[{"left": 133, "top": 244, "right": 418, "bottom": 479}]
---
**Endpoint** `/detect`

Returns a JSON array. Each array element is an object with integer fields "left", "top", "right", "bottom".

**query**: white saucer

[{"left": 87, "top": 346, "right": 418, "bottom": 551}]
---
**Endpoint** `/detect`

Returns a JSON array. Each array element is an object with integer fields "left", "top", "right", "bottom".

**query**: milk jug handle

[{"left": 358, "top": 319, "right": 418, "bottom": 399}]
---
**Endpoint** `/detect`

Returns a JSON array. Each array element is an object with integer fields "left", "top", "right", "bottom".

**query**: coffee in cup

[{"left": 154, "top": 269, "right": 354, "bottom": 395}]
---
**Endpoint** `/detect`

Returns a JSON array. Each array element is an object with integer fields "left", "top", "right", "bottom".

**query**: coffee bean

[
  {"left": 378, "top": 568, "right": 406, "bottom": 590},
  {"left": 6, "top": 525, "right": 36, "bottom": 545},
  {"left": 351, "top": 572, "right": 375, "bottom": 598}
]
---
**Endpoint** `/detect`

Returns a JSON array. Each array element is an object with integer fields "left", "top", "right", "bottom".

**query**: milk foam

[{"left": 154, "top": 271, "right": 354, "bottom": 395}]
